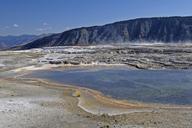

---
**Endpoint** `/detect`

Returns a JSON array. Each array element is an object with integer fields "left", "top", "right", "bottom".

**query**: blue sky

[{"left": 0, "top": 0, "right": 192, "bottom": 36}]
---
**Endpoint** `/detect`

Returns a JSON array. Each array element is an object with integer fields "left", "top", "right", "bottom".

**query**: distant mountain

[
  {"left": 0, "top": 34, "right": 50, "bottom": 49},
  {"left": 16, "top": 16, "right": 192, "bottom": 50}
]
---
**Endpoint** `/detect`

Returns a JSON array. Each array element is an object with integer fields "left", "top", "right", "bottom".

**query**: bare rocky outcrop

[{"left": 16, "top": 16, "right": 192, "bottom": 50}]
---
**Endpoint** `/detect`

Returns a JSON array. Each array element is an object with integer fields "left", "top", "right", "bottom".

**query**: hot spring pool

[{"left": 26, "top": 67, "right": 192, "bottom": 105}]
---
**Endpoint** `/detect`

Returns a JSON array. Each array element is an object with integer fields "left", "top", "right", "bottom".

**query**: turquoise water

[{"left": 27, "top": 68, "right": 192, "bottom": 105}]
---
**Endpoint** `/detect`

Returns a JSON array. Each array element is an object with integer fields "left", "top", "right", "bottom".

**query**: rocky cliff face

[{"left": 18, "top": 16, "right": 192, "bottom": 49}]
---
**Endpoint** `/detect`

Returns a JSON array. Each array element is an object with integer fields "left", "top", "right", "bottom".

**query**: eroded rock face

[{"left": 17, "top": 16, "right": 192, "bottom": 50}]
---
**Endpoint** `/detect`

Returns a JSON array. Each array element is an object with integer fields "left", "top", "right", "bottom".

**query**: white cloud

[
  {"left": 36, "top": 22, "right": 52, "bottom": 32},
  {"left": 43, "top": 22, "right": 49, "bottom": 26},
  {"left": 36, "top": 27, "right": 52, "bottom": 32},
  {"left": 3, "top": 24, "right": 19, "bottom": 29},
  {"left": 13, "top": 24, "right": 19, "bottom": 28}
]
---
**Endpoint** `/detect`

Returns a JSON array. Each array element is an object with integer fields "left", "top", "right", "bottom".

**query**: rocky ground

[
  {"left": 1, "top": 44, "right": 192, "bottom": 128},
  {"left": 1, "top": 77, "right": 192, "bottom": 128},
  {"left": 0, "top": 79, "right": 100, "bottom": 128},
  {"left": 2, "top": 44, "right": 192, "bottom": 70},
  {"left": 38, "top": 44, "right": 192, "bottom": 69}
]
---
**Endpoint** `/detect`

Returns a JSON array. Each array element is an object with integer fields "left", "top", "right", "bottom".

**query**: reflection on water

[{"left": 27, "top": 68, "right": 192, "bottom": 105}]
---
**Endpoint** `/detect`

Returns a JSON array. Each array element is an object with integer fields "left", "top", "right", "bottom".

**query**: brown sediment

[
  {"left": 79, "top": 88, "right": 146, "bottom": 109},
  {"left": 2, "top": 64, "right": 192, "bottom": 115},
  {"left": 2, "top": 76, "right": 192, "bottom": 113},
  {"left": 1, "top": 76, "right": 192, "bottom": 128},
  {"left": 2, "top": 73, "right": 192, "bottom": 128},
  {"left": 2, "top": 77, "right": 147, "bottom": 109}
]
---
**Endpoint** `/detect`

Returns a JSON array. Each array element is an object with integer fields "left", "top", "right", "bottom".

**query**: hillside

[{"left": 17, "top": 16, "right": 192, "bottom": 49}]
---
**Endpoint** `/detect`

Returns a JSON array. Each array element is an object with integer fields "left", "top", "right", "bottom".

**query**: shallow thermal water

[{"left": 26, "top": 67, "right": 192, "bottom": 105}]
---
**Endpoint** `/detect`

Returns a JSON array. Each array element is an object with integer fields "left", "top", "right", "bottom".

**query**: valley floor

[{"left": 1, "top": 44, "right": 192, "bottom": 128}]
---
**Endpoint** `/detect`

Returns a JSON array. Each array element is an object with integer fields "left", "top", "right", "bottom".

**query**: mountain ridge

[
  {"left": 0, "top": 34, "right": 51, "bottom": 49},
  {"left": 15, "top": 16, "right": 192, "bottom": 49}
]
